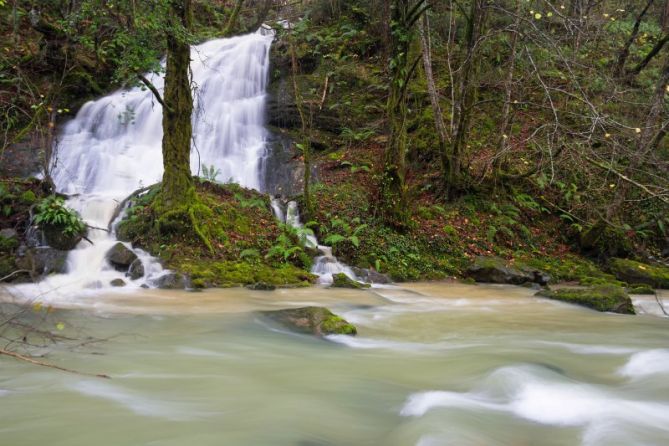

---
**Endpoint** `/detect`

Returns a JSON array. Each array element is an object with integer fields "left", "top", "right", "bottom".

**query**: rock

[
  {"left": 110, "top": 278, "right": 126, "bottom": 287},
  {"left": 466, "top": 256, "right": 534, "bottom": 285},
  {"left": 536, "top": 285, "right": 635, "bottom": 314},
  {"left": 331, "top": 272, "right": 370, "bottom": 289},
  {"left": 127, "top": 259, "right": 144, "bottom": 280},
  {"left": 351, "top": 267, "right": 392, "bottom": 284},
  {"left": 609, "top": 258, "right": 669, "bottom": 289},
  {"left": 15, "top": 247, "right": 68, "bottom": 278},
  {"left": 259, "top": 306, "right": 357, "bottom": 336},
  {"left": 43, "top": 224, "right": 83, "bottom": 251},
  {"left": 105, "top": 242, "right": 137, "bottom": 272},
  {"left": 0, "top": 228, "right": 18, "bottom": 241},
  {"left": 152, "top": 272, "right": 186, "bottom": 289},
  {"left": 246, "top": 281, "right": 276, "bottom": 291},
  {"left": 579, "top": 220, "right": 632, "bottom": 259},
  {"left": 627, "top": 284, "right": 655, "bottom": 295}
]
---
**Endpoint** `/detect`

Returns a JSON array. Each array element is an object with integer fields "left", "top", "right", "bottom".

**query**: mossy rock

[
  {"left": 246, "top": 282, "right": 276, "bottom": 291},
  {"left": 536, "top": 286, "right": 635, "bottom": 314},
  {"left": 580, "top": 221, "right": 632, "bottom": 258},
  {"left": 466, "top": 256, "right": 534, "bottom": 285},
  {"left": 627, "top": 284, "right": 655, "bottom": 295},
  {"left": 609, "top": 258, "right": 669, "bottom": 289},
  {"left": 259, "top": 306, "right": 357, "bottom": 337},
  {"left": 331, "top": 273, "right": 370, "bottom": 289},
  {"left": 105, "top": 242, "right": 138, "bottom": 272},
  {"left": 43, "top": 224, "right": 84, "bottom": 251}
]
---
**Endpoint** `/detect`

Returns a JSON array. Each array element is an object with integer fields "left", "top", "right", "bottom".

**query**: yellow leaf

[
  {"left": 33, "top": 302, "right": 43, "bottom": 312},
  {"left": 56, "top": 322, "right": 65, "bottom": 331},
  {"left": 535, "top": 13, "right": 542, "bottom": 19}
]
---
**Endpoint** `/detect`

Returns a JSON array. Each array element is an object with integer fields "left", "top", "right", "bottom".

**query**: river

[{"left": 1, "top": 283, "right": 667, "bottom": 446}]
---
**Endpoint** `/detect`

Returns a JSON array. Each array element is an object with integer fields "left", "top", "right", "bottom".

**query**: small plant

[
  {"left": 234, "top": 193, "right": 265, "bottom": 209},
  {"left": 201, "top": 164, "right": 221, "bottom": 183},
  {"left": 322, "top": 216, "right": 367, "bottom": 248},
  {"left": 34, "top": 196, "right": 85, "bottom": 236}
]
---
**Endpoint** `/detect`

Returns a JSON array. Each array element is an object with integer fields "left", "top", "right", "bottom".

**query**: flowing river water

[{"left": 1, "top": 283, "right": 668, "bottom": 446}]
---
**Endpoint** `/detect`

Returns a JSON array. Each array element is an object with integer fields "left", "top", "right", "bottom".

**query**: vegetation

[{"left": 536, "top": 285, "right": 635, "bottom": 314}]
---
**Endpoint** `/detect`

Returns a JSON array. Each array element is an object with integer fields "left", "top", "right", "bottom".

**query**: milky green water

[{"left": 1, "top": 284, "right": 668, "bottom": 446}]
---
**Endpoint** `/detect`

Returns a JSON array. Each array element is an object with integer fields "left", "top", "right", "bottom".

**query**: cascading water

[
  {"left": 271, "top": 198, "right": 357, "bottom": 285},
  {"left": 18, "top": 30, "right": 275, "bottom": 298}
]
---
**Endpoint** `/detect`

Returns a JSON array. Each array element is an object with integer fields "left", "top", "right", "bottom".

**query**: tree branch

[{"left": 137, "top": 74, "right": 171, "bottom": 112}]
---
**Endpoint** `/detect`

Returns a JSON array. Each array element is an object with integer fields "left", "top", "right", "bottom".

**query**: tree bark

[
  {"left": 160, "top": 0, "right": 195, "bottom": 209},
  {"left": 223, "top": 0, "right": 245, "bottom": 36},
  {"left": 615, "top": 0, "right": 654, "bottom": 77}
]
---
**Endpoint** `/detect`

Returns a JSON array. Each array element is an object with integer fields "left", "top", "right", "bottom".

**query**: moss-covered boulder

[
  {"left": 110, "top": 278, "right": 126, "bottom": 287},
  {"left": 536, "top": 285, "right": 635, "bottom": 314},
  {"left": 127, "top": 259, "right": 144, "bottom": 280},
  {"left": 466, "top": 256, "right": 535, "bottom": 285},
  {"left": 626, "top": 284, "right": 655, "bottom": 295},
  {"left": 259, "top": 306, "right": 357, "bottom": 337},
  {"left": 579, "top": 220, "right": 633, "bottom": 259},
  {"left": 609, "top": 258, "right": 669, "bottom": 289},
  {"left": 246, "top": 281, "right": 276, "bottom": 291},
  {"left": 14, "top": 247, "right": 68, "bottom": 279},
  {"left": 331, "top": 272, "right": 370, "bottom": 289},
  {"left": 152, "top": 272, "right": 187, "bottom": 290}
]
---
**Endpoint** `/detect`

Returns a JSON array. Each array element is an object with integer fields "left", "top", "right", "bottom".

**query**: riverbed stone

[
  {"left": 536, "top": 285, "right": 635, "bottom": 314},
  {"left": 246, "top": 281, "right": 276, "bottom": 291},
  {"left": 259, "top": 306, "right": 357, "bottom": 336},
  {"left": 153, "top": 272, "right": 186, "bottom": 289},
  {"left": 331, "top": 272, "right": 370, "bottom": 289},
  {"left": 110, "top": 278, "right": 126, "bottom": 287},
  {"left": 609, "top": 258, "right": 669, "bottom": 289},
  {"left": 351, "top": 267, "right": 392, "bottom": 284},
  {"left": 127, "top": 259, "right": 144, "bottom": 280},
  {"left": 105, "top": 242, "right": 137, "bottom": 272},
  {"left": 466, "top": 256, "right": 535, "bottom": 285}
]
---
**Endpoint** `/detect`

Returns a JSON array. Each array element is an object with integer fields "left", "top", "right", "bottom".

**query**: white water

[
  {"left": 271, "top": 198, "right": 358, "bottom": 284},
  {"left": 21, "top": 31, "right": 274, "bottom": 297}
]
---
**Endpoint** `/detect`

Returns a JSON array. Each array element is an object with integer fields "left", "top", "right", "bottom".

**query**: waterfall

[{"left": 21, "top": 31, "right": 274, "bottom": 297}]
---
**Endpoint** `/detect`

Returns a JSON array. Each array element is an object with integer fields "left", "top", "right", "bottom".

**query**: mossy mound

[
  {"left": 331, "top": 272, "right": 370, "bottom": 289},
  {"left": 116, "top": 181, "right": 316, "bottom": 288},
  {"left": 627, "top": 284, "right": 656, "bottom": 295},
  {"left": 536, "top": 286, "right": 635, "bottom": 314},
  {"left": 259, "top": 306, "right": 357, "bottom": 337},
  {"left": 609, "top": 258, "right": 669, "bottom": 289},
  {"left": 518, "top": 255, "right": 623, "bottom": 286}
]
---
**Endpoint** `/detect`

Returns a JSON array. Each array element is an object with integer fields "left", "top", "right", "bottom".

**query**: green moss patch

[
  {"left": 116, "top": 181, "right": 315, "bottom": 288},
  {"left": 609, "top": 258, "right": 669, "bottom": 289},
  {"left": 259, "top": 306, "right": 357, "bottom": 337},
  {"left": 536, "top": 286, "right": 635, "bottom": 314}
]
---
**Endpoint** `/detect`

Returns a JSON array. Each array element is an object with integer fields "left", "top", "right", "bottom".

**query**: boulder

[
  {"left": 331, "top": 272, "right": 370, "bottom": 289},
  {"left": 609, "top": 258, "right": 669, "bottom": 289},
  {"left": 43, "top": 224, "right": 84, "bottom": 251},
  {"left": 351, "top": 267, "right": 392, "bottom": 284},
  {"left": 536, "top": 285, "right": 635, "bottom": 314},
  {"left": 259, "top": 306, "right": 357, "bottom": 336},
  {"left": 110, "top": 278, "right": 126, "bottom": 287},
  {"left": 0, "top": 228, "right": 18, "bottom": 241},
  {"left": 466, "top": 256, "right": 534, "bottom": 285},
  {"left": 15, "top": 247, "right": 68, "bottom": 278},
  {"left": 127, "top": 259, "right": 144, "bottom": 280},
  {"left": 152, "top": 272, "right": 186, "bottom": 289},
  {"left": 105, "top": 242, "right": 137, "bottom": 272},
  {"left": 246, "top": 281, "right": 276, "bottom": 291}
]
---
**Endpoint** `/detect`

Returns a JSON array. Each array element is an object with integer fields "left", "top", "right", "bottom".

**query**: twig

[
  {"left": 0, "top": 270, "right": 29, "bottom": 282},
  {"left": 0, "top": 348, "right": 110, "bottom": 379}
]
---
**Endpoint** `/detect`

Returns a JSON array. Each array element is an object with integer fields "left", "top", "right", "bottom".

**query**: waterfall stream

[{"left": 25, "top": 31, "right": 275, "bottom": 297}]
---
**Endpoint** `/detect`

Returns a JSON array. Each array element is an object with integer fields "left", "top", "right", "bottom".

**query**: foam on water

[
  {"left": 617, "top": 349, "right": 669, "bottom": 379},
  {"left": 401, "top": 364, "right": 669, "bottom": 445}
]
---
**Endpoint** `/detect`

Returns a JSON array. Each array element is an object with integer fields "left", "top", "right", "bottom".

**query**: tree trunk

[
  {"left": 223, "top": 0, "right": 245, "bottom": 36},
  {"left": 418, "top": 9, "right": 449, "bottom": 187},
  {"left": 615, "top": 0, "right": 654, "bottom": 77},
  {"left": 161, "top": 0, "right": 195, "bottom": 209},
  {"left": 629, "top": 33, "right": 669, "bottom": 76}
]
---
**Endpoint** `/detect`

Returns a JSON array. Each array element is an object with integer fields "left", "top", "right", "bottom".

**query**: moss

[
  {"left": 0, "top": 235, "right": 19, "bottom": 252},
  {"left": 321, "top": 315, "right": 357, "bottom": 335},
  {"left": 518, "top": 255, "right": 622, "bottom": 286},
  {"left": 20, "top": 190, "right": 36, "bottom": 204},
  {"left": 609, "top": 258, "right": 669, "bottom": 289},
  {"left": 260, "top": 306, "right": 357, "bottom": 336},
  {"left": 116, "top": 182, "right": 315, "bottom": 288},
  {"left": 536, "top": 286, "right": 635, "bottom": 314},
  {"left": 627, "top": 284, "right": 655, "bottom": 295},
  {"left": 331, "top": 272, "right": 370, "bottom": 288}
]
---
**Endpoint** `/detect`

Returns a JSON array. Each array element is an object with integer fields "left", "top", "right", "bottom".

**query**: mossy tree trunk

[
  {"left": 380, "top": 0, "right": 427, "bottom": 228},
  {"left": 161, "top": 0, "right": 195, "bottom": 210}
]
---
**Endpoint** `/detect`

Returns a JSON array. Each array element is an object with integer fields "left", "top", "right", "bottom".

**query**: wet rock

[
  {"left": 536, "top": 285, "right": 635, "bottom": 314},
  {"left": 608, "top": 258, "right": 669, "bottom": 289},
  {"left": 105, "top": 242, "right": 137, "bottom": 272},
  {"left": 246, "top": 281, "right": 276, "bottom": 291},
  {"left": 127, "top": 259, "right": 144, "bottom": 280},
  {"left": 43, "top": 224, "right": 83, "bottom": 251},
  {"left": 152, "top": 272, "right": 186, "bottom": 290},
  {"left": 110, "top": 278, "right": 126, "bottom": 287},
  {"left": 259, "top": 306, "right": 357, "bottom": 336},
  {"left": 0, "top": 228, "right": 18, "bottom": 241},
  {"left": 351, "top": 267, "right": 392, "bottom": 284},
  {"left": 627, "top": 284, "right": 655, "bottom": 295},
  {"left": 331, "top": 272, "right": 370, "bottom": 289},
  {"left": 15, "top": 247, "right": 68, "bottom": 278},
  {"left": 466, "top": 256, "right": 534, "bottom": 285}
]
